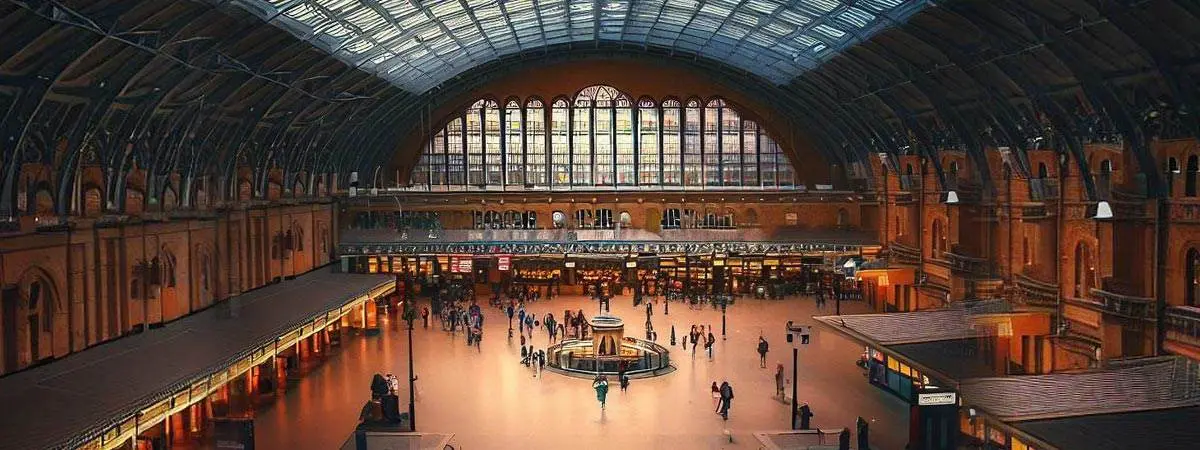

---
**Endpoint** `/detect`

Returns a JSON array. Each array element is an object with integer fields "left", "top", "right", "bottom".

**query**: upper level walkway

[
  {"left": 339, "top": 227, "right": 878, "bottom": 256},
  {"left": 0, "top": 268, "right": 393, "bottom": 450}
]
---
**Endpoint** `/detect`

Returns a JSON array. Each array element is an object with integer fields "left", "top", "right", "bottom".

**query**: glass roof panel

[{"left": 245, "top": 0, "right": 927, "bottom": 92}]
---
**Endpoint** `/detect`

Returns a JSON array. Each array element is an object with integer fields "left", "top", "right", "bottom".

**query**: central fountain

[{"left": 546, "top": 315, "right": 672, "bottom": 377}]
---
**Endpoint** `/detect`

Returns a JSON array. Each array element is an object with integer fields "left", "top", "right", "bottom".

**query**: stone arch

[{"left": 5, "top": 267, "right": 59, "bottom": 368}]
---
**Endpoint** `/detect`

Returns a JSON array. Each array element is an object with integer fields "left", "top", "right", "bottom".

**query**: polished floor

[{"left": 253, "top": 293, "right": 910, "bottom": 449}]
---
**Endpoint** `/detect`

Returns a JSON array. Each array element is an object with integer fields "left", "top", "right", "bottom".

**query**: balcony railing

[
  {"left": 1166, "top": 306, "right": 1200, "bottom": 347},
  {"left": 1014, "top": 272, "right": 1058, "bottom": 309},
  {"left": 888, "top": 242, "right": 921, "bottom": 266},
  {"left": 1087, "top": 287, "right": 1155, "bottom": 320},
  {"left": 945, "top": 251, "right": 996, "bottom": 277},
  {"left": 1028, "top": 178, "right": 1060, "bottom": 202}
]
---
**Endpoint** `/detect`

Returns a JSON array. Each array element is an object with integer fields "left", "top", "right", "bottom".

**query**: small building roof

[
  {"left": 1011, "top": 406, "right": 1200, "bottom": 450},
  {"left": 0, "top": 268, "right": 393, "bottom": 450},
  {"left": 960, "top": 356, "right": 1200, "bottom": 422},
  {"left": 814, "top": 307, "right": 985, "bottom": 346}
]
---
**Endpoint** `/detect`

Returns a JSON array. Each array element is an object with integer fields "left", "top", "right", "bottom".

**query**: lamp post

[
  {"left": 398, "top": 278, "right": 417, "bottom": 432},
  {"left": 786, "top": 321, "right": 809, "bottom": 429}
]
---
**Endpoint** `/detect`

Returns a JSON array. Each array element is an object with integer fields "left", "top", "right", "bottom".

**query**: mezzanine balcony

[
  {"left": 1085, "top": 278, "right": 1155, "bottom": 320},
  {"left": 1014, "top": 271, "right": 1058, "bottom": 310},
  {"left": 944, "top": 250, "right": 996, "bottom": 277},
  {"left": 888, "top": 241, "right": 921, "bottom": 266},
  {"left": 1166, "top": 306, "right": 1200, "bottom": 348}
]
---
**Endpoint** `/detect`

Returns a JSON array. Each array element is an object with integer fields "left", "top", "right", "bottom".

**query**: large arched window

[
  {"left": 572, "top": 95, "right": 592, "bottom": 186},
  {"left": 417, "top": 87, "right": 800, "bottom": 191},
  {"left": 638, "top": 98, "right": 660, "bottom": 186},
  {"left": 721, "top": 101, "right": 741, "bottom": 185},
  {"left": 662, "top": 99, "right": 683, "bottom": 185},
  {"left": 526, "top": 99, "right": 547, "bottom": 187},
  {"left": 466, "top": 101, "right": 485, "bottom": 186},
  {"left": 592, "top": 88, "right": 615, "bottom": 186},
  {"left": 447, "top": 117, "right": 465, "bottom": 185},
  {"left": 615, "top": 96, "right": 634, "bottom": 186},
  {"left": 505, "top": 99, "right": 524, "bottom": 187},
  {"left": 743, "top": 120, "right": 759, "bottom": 186},
  {"left": 551, "top": 98, "right": 570, "bottom": 187},
  {"left": 684, "top": 99, "right": 703, "bottom": 186},
  {"left": 484, "top": 100, "right": 502, "bottom": 186},
  {"left": 703, "top": 99, "right": 722, "bottom": 186}
]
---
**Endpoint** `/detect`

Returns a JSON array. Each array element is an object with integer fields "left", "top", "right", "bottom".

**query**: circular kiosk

[{"left": 546, "top": 315, "right": 671, "bottom": 377}]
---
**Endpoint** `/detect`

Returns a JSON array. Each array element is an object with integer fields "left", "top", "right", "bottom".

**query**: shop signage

[
  {"left": 917, "top": 392, "right": 957, "bottom": 406},
  {"left": 450, "top": 256, "right": 473, "bottom": 273},
  {"left": 765, "top": 259, "right": 780, "bottom": 266},
  {"left": 625, "top": 261, "right": 637, "bottom": 268},
  {"left": 497, "top": 255, "right": 512, "bottom": 271},
  {"left": 565, "top": 261, "right": 576, "bottom": 268}
]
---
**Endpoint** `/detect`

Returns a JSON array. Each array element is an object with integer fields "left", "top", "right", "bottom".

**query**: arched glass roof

[{"left": 235, "top": 0, "right": 927, "bottom": 93}]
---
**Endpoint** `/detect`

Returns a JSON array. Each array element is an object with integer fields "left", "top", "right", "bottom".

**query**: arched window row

[{"left": 411, "top": 85, "right": 798, "bottom": 191}]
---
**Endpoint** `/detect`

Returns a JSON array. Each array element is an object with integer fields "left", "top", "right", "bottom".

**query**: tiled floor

[{"left": 253, "top": 294, "right": 910, "bottom": 449}]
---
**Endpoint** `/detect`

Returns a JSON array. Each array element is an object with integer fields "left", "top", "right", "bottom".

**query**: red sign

[
  {"left": 497, "top": 255, "right": 512, "bottom": 271},
  {"left": 450, "top": 255, "right": 474, "bottom": 273}
]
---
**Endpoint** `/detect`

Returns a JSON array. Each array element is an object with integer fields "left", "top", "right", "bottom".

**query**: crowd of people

[{"left": 383, "top": 269, "right": 882, "bottom": 448}]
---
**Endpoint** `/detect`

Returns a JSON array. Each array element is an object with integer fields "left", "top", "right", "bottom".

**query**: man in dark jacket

[
  {"left": 799, "top": 403, "right": 814, "bottom": 430},
  {"left": 718, "top": 381, "right": 733, "bottom": 420},
  {"left": 757, "top": 337, "right": 769, "bottom": 368},
  {"left": 857, "top": 416, "right": 870, "bottom": 450}
]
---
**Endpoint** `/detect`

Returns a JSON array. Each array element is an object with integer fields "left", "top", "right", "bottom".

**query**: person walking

[
  {"left": 506, "top": 303, "right": 514, "bottom": 330},
  {"left": 517, "top": 305, "right": 527, "bottom": 336},
  {"left": 856, "top": 417, "right": 870, "bottom": 450},
  {"left": 718, "top": 381, "right": 733, "bottom": 420},
  {"left": 706, "top": 331, "right": 716, "bottom": 360},
  {"left": 775, "top": 363, "right": 787, "bottom": 399},
  {"left": 690, "top": 327, "right": 699, "bottom": 359},
  {"left": 757, "top": 336, "right": 769, "bottom": 368},
  {"left": 593, "top": 375, "right": 610, "bottom": 408},
  {"left": 422, "top": 306, "right": 430, "bottom": 329},
  {"left": 798, "top": 403, "right": 814, "bottom": 430}
]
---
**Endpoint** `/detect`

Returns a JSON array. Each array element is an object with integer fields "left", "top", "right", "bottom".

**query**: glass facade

[
  {"left": 237, "top": 1, "right": 926, "bottom": 93},
  {"left": 411, "top": 85, "right": 799, "bottom": 191}
]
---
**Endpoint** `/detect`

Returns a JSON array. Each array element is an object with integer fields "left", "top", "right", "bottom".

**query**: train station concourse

[{"left": 3, "top": 1, "right": 1200, "bottom": 449}]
